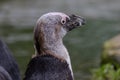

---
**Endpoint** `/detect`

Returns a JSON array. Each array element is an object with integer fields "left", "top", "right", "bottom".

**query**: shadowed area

[{"left": 0, "top": 39, "right": 20, "bottom": 80}]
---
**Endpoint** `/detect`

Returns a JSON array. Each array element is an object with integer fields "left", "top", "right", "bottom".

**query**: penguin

[{"left": 24, "top": 12, "right": 85, "bottom": 80}]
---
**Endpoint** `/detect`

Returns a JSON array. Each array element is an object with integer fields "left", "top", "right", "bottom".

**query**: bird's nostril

[{"left": 74, "top": 22, "right": 80, "bottom": 26}]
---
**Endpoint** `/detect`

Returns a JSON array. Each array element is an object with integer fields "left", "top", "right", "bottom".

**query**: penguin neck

[
  {"left": 34, "top": 37, "right": 74, "bottom": 79},
  {"left": 36, "top": 37, "right": 69, "bottom": 62}
]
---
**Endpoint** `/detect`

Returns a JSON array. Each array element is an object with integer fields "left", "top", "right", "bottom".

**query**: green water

[{"left": 0, "top": 19, "right": 120, "bottom": 80}]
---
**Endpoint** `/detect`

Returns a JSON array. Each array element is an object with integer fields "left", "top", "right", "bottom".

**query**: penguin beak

[
  {"left": 69, "top": 14, "right": 86, "bottom": 27},
  {"left": 64, "top": 14, "right": 86, "bottom": 31}
]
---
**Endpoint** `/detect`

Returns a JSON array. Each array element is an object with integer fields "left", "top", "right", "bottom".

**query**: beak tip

[{"left": 81, "top": 18, "right": 86, "bottom": 25}]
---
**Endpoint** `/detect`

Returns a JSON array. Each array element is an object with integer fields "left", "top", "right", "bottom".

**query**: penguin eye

[{"left": 61, "top": 19, "right": 66, "bottom": 25}]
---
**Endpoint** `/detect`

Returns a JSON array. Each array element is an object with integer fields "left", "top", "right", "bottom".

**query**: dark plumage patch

[
  {"left": 0, "top": 66, "right": 12, "bottom": 80},
  {"left": 0, "top": 39, "right": 20, "bottom": 80},
  {"left": 24, "top": 55, "right": 73, "bottom": 80}
]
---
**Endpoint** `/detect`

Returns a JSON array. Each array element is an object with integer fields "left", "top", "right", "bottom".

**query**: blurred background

[{"left": 0, "top": 0, "right": 120, "bottom": 80}]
